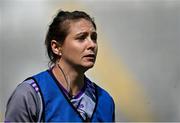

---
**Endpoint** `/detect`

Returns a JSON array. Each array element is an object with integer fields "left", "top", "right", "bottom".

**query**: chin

[{"left": 82, "top": 63, "right": 95, "bottom": 71}]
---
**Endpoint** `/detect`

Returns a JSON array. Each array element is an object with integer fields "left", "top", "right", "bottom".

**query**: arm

[{"left": 5, "top": 81, "right": 41, "bottom": 122}]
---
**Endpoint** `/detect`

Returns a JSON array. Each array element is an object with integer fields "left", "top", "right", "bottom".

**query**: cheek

[{"left": 63, "top": 43, "right": 84, "bottom": 57}]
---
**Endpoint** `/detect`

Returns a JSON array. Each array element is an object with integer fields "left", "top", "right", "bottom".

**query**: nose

[{"left": 87, "top": 37, "right": 97, "bottom": 51}]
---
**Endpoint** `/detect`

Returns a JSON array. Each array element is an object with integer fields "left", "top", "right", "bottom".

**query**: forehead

[{"left": 68, "top": 19, "right": 96, "bottom": 35}]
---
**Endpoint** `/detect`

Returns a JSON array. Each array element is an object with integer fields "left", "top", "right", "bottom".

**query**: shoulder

[
  {"left": 7, "top": 78, "right": 40, "bottom": 106},
  {"left": 86, "top": 78, "right": 115, "bottom": 109},
  {"left": 93, "top": 83, "right": 115, "bottom": 121},
  {"left": 32, "top": 69, "right": 52, "bottom": 82},
  {"left": 85, "top": 77, "right": 114, "bottom": 103},
  {"left": 11, "top": 80, "right": 37, "bottom": 97},
  {"left": 32, "top": 70, "right": 49, "bottom": 78},
  {"left": 95, "top": 84, "right": 114, "bottom": 103},
  {"left": 5, "top": 79, "right": 41, "bottom": 122}
]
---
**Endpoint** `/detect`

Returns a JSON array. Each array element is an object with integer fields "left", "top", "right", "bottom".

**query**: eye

[
  {"left": 77, "top": 34, "right": 86, "bottom": 40},
  {"left": 91, "top": 32, "right": 97, "bottom": 42},
  {"left": 76, "top": 33, "right": 88, "bottom": 42}
]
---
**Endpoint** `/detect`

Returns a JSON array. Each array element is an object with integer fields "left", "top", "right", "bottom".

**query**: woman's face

[{"left": 60, "top": 19, "right": 98, "bottom": 71}]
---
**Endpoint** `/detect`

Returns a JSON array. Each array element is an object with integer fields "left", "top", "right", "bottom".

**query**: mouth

[
  {"left": 82, "top": 54, "right": 96, "bottom": 67},
  {"left": 84, "top": 54, "right": 95, "bottom": 58}
]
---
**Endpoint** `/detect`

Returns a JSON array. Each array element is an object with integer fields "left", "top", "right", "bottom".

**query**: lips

[
  {"left": 84, "top": 54, "right": 95, "bottom": 58},
  {"left": 83, "top": 54, "right": 96, "bottom": 61}
]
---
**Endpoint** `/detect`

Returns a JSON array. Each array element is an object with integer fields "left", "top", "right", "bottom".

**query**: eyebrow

[
  {"left": 75, "top": 32, "right": 88, "bottom": 37},
  {"left": 75, "top": 31, "right": 97, "bottom": 37}
]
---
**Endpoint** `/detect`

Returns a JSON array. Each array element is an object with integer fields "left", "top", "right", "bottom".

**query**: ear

[{"left": 51, "top": 40, "right": 62, "bottom": 56}]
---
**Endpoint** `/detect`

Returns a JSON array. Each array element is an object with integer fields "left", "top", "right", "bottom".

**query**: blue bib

[{"left": 32, "top": 70, "right": 115, "bottom": 122}]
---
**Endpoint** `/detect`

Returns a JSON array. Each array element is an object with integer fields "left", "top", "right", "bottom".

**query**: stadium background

[{"left": 0, "top": 0, "right": 180, "bottom": 121}]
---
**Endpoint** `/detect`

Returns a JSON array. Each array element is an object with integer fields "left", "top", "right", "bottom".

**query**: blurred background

[{"left": 0, "top": 0, "right": 180, "bottom": 121}]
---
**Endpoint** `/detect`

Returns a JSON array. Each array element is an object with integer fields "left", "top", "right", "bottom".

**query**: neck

[{"left": 52, "top": 61, "right": 85, "bottom": 96}]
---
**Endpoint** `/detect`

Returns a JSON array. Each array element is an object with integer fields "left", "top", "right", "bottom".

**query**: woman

[{"left": 5, "top": 10, "right": 115, "bottom": 122}]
